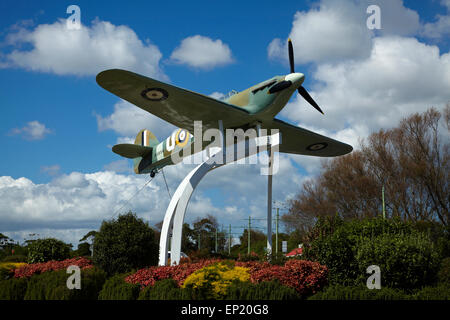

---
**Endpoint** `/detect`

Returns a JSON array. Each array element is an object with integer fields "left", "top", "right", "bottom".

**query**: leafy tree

[
  {"left": 27, "top": 238, "right": 71, "bottom": 263},
  {"left": 285, "top": 106, "right": 449, "bottom": 227},
  {"left": 193, "top": 215, "right": 226, "bottom": 254},
  {"left": 76, "top": 242, "right": 91, "bottom": 257},
  {"left": 93, "top": 212, "right": 158, "bottom": 275}
]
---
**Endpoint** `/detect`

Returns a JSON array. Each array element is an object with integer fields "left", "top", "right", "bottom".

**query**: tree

[
  {"left": 27, "top": 238, "right": 71, "bottom": 263},
  {"left": 192, "top": 215, "right": 226, "bottom": 253},
  {"left": 285, "top": 106, "right": 449, "bottom": 228},
  {"left": 93, "top": 212, "right": 158, "bottom": 275}
]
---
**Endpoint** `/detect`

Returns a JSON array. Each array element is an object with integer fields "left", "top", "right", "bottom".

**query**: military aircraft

[{"left": 96, "top": 39, "right": 353, "bottom": 177}]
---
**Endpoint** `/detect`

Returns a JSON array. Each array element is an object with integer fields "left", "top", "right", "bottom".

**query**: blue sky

[{"left": 1, "top": 0, "right": 449, "bottom": 245}]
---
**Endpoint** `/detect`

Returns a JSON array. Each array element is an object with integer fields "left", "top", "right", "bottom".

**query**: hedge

[
  {"left": 226, "top": 280, "right": 300, "bottom": 300},
  {"left": 0, "top": 278, "right": 28, "bottom": 300},
  {"left": 308, "top": 285, "right": 409, "bottom": 300},
  {"left": 98, "top": 273, "right": 140, "bottom": 300},
  {"left": 138, "top": 279, "right": 193, "bottom": 300},
  {"left": 24, "top": 267, "right": 106, "bottom": 300}
]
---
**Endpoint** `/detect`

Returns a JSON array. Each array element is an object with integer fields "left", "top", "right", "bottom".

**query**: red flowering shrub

[
  {"left": 125, "top": 258, "right": 327, "bottom": 298},
  {"left": 125, "top": 259, "right": 221, "bottom": 288},
  {"left": 14, "top": 257, "right": 93, "bottom": 278},
  {"left": 238, "top": 259, "right": 328, "bottom": 296}
]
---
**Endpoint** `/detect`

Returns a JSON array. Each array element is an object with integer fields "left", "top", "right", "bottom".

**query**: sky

[{"left": 0, "top": 0, "right": 449, "bottom": 246}]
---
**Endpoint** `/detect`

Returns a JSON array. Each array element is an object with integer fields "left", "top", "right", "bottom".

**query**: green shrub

[
  {"left": 438, "top": 257, "right": 450, "bottom": 284},
  {"left": 412, "top": 284, "right": 450, "bottom": 300},
  {"left": 98, "top": 273, "right": 140, "bottom": 300},
  {"left": 304, "top": 217, "right": 441, "bottom": 288},
  {"left": 308, "top": 285, "right": 409, "bottom": 300},
  {"left": 226, "top": 280, "right": 300, "bottom": 300},
  {"left": 356, "top": 232, "right": 440, "bottom": 290},
  {"left": 27, "top": 238, "right": 71, "bottom": 264},
  {"left": 138, "top": 279, "right": 192, "bottom": 300},
  {"left": 0, "top": 278, "right": 28, "bottom": 300},
  {"left": 93, "top": 212, "right": 158, "bottom": 276},
  {"left": 24, "top": 267, "right": 106, "bottom": 300}
]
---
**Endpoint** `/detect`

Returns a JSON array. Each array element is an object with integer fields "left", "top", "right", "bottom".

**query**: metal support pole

[{"left": 267, "top": 143, "right": 273, "bottom": 258}]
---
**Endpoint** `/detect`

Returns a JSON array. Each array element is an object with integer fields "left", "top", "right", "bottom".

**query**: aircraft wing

[
  {"left": 96, "top": 69, "right": 252, "bottom": 133},
  {"left": 263, "top": 119, "right": 353, "bottom": 157}
]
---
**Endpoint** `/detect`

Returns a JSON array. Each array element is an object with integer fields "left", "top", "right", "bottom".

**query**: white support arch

[{"left": 158, "top": 131, "right": 281, "bottom": 266}]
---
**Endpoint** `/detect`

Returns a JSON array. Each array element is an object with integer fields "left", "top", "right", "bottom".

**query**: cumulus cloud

[
  {"left": 170, "top": 35, "right": 233, "bottom": 69},
  {"left": 1, "top": 19, "right": 167, "bottom": 79},
  {"left": 0, "top": 151, "right": 305, "bottom": 245},
  {"left": 280, "top": 36, "right": 450, "bottom": 156},
  {"left": 268, "top": 0, "right": 420, "bottom": 65},
  {"left": 9, "top": 121, "right": 52, "bottom": 140},
  {"left": 95, "top": 99, "right": 176, "bottom": 141},
  {"left": 422, "top": 0, "right": 450, "bottom": 39}
]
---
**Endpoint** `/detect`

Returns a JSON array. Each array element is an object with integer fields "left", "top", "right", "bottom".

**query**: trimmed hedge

[
  {"left": 308, "top": 285, "right": 409, "bottom": 300},
  {"left": 24, "top": 267, "right": 106, "bottom": 300},
  {"left": 438, "top": 257, "right": 450, "bottom": 284},
  {"left": 98, "top": 273, "right": 140, "bottom": 300},
  {"left": 413, "top": 284, "right": 450, "bottom": 300},
  {"left": 138, "top": 279, "right": 193, "bottom": 300},
  {"left": 226, "top": 280, "right": 300, "bottom": 300},
  {"left": 0, "top": 278, "right": 28, "bottom": 300}
]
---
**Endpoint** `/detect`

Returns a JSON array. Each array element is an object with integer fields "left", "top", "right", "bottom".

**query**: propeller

[{"left": 288, "top": 38, "right": 324, "bottom": 115}]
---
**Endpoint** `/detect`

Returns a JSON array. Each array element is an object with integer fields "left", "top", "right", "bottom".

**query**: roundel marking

[
  {"left": 141, "top": 88, "right": 168, "bottom": 101},
  {"left": 306, "top": 142, "right": 328, "bottom": 151},
  {"left": 175, "top": 129, "right": 190, "bottom": 147}
]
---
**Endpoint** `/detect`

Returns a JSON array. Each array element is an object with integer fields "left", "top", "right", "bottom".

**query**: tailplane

[{"left": 112, "top": 129, "right": 159, "bottom": 159}]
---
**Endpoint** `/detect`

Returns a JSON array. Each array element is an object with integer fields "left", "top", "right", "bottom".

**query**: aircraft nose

[{"left": 285, "top": 72, "right": 305, "bottom": 85}]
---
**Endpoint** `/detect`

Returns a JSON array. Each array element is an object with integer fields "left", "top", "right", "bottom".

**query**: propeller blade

[
  {"left": 298, "top": 86, "right": 324, "bottom": 115},
  {"left": 288, "top": 38, "right": 295, "bottom": 74}
]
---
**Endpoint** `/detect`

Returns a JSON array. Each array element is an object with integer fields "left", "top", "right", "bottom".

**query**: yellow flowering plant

[{"left": 182, "top": 262, "right": 250, "bottom": 299}]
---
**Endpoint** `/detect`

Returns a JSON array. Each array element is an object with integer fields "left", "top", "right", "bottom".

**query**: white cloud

[
  {"left": 95, "top": 99, "right": 176, "bottom": 140},
  {"left": 279, "top": 36, "right": 450, "bottom": 160},
  {"left": 2, "top": 19, "right": 167, "bottom": 79},
  {"left": 422, "top": 0, "right": 450, "bottom": 39},
  {"left": 170, "top": 35, "right": 233, "bottom": 69},
  {"left": 0, "top": 152, "right": 305, "bottom": 245},
  {"left": 268, "top": 0, "right": 420, "bottom": 65},
  {"left": 9, "top": 121, "right": 52, "bottom": 140},
  {"left": 209, "top": 92, "right": 226, "bottom": 100},
  {"left": 103, "top": 159, "right": 132, "bottom": 173}
]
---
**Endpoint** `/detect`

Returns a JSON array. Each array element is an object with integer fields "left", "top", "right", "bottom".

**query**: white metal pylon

[{"left": 158, "top": 131, "right": 280, "bottom": 266}]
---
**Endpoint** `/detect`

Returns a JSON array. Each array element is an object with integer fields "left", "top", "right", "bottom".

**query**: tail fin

[
  {"left": 135, "top": 129, "right": 159, "bottom": 148},
  {"left": 112, "top": 129, "right": 159, "bottom": 159}
]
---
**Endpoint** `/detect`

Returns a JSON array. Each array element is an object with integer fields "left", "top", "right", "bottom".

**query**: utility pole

[
  {"left": 248, "top": 216, "right": 251, "bottom": 255},
  {"left": 228, "top": 224, "right": 231, "bottom": 255},
  {"left": 382, "top": 185, "right": 386, "bottom": 219},
  {"left": 215, "top": 228, "right": 218, "bottom": 253},
  {"left": 275, "top": 207, "right": 279, "bottom": 254}
]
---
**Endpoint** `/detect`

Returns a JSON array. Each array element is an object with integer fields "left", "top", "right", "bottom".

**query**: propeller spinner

[{"left": 288, "top": 38, "right": 324, "bottom": 115}]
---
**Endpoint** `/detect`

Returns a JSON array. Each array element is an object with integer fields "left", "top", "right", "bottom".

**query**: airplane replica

[{"left": 96, "top": 39, "right": 352, "bottom": 265}]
